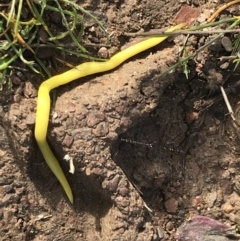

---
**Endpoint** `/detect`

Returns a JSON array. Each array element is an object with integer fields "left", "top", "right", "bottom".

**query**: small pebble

[
  {"left": 118, "top": 187, "right": 129, "bottom": 197},
  {"left": 72, "top": 127, "right": 92, "bottom": 141},
  {"left": 69, "top": 103, "right": 76, "bottom": 113},
  {"left": 197, "top": 9, "right": 211, "bottom": 22},
  {"left": 17, "top": 123, "right": 27, "bottom": 131},
  {"left": 92, "top": 122, "right": 109, "bottom": 137},
  {"left": 220, "top": 62, "right": 229, "bottom": 69},
  {"left": 13, "top": 94, "right": 21, "bottom": 103},
  {"left": 62, "top": 135, "right": 74, "bottom": 147},
  {"left": 52, "top": 112, "right": 58, "bottom": 119},
  {"left": 11, "top": 76, "right": 21, "bottom": 86},
  {"left": 165, "top": 221, "right": 174, "bottom": 232},
  {"left": 23, "top": 82, "right": 37, "bottom": 98},
  {"left": 222, "top": 202, "right": 233, "bottom": 213},
  {"left": 164, "top": 198, "right": 178, "bottom": 213},
  {"left": 118, "top": 90, "right": 127, "bottom": 99},
  {"left": 87, "top": 111, "right": 105, "bottom": 127},
  {"left": 98, "top": 47, "right": 108, "bottom": 58},
  {"left": 25, "top": 114, "right": 36, "bottom": 125},
  {"left": 221, "top": 36, "right": 232, "bottom": 52}
]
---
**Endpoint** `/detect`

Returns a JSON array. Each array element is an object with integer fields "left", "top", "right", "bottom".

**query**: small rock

[
  {"left": 165, "top": 221, "right": 174, "bottom": 232},
  {"left": 207, "top": 69, "right": 224, "bottom": 90},
  {"left": 0, "top": 150, "right": 6, "bottom": 157},
  {"left": 4, "top": 185, "right": 14, "bottom": 193},
  {"left": 87, "top": 111, "right": 105, "bottom": 127},
  {"left": 118, "top": 228, "right": 125, "bottom": 234},
  {"left": 62, "top": 135, "right": 74, "bottom": 147},
  {"left": 25, "top": 113, "right": 35, "bottom": 125},
  {"left": 23, "top": 82, "right": 37, "bottom": 98},
  {"left": 222, "top": 170, "right": 230, "bottom": 179},
  {"left": 115, "top": 196, "right": 130, "bottom": 208},
  {"left": 75, "top": 111, "right": 86, "bottom": 121},
  {"left": 208, "top": 39, "right": 222, "bottom": 52},
  {"left": 85, "top": 167, "right": 91, "bottom": 176},
  {"left": 203, "top": 190, "right": 217, "bottom": 208},
  {"left": 98, "top": 47, "right": 108, "bottom": 58},
  {"left": 164, "top": 198, "right": 178, "bottom": 213},
  {"left": 91, "top": 168, "right": 104, "bottom": 176},
  {"left": 185, "top": 111, "right": 198, "bottom": 124},
  {"left": 68, "top": 103, "right": 76, "bottom": 113},
  {"left": 17, "top": 123, "right": 27, "bottom": 131},
  {"left": 106, "top": 175, "right": 120, "bottom": 192},
  {"left": 221, "top": 37, "right": 232, "bottom": 52},
  {"left": 228, "top": 212, "right": 240, "bottom": 223},
  {"left": 120, "top": 117, "right": 131, "bottom": 128},
  {"left": 11, "top": 76, "right": 21, "bottom": 85},
  {"left": 234, "top": 181, "right": 240, "bottom": 195},
  {"left": 15, "top": 187, "right": 25, "bottom": 195},
  {"left": 107, "top": 132, "right": 118, "bottom": 141},
  {"left": 115, "top": 105, "right": 125, "bottom": 115},
  {"left": 0, "top": 177, "right": 14, "bottom": 186},
  {"left": 13, "top": 94, "right": 21, "bottom": 103},
  {"left": 118, "top": 187, "right": 129, "bottom": 197},
  {"left": 222, "top": 202, "right": 234, "bottom": 213},
  {"left": 219, "top": 179, "right": 232, "bottom": 195},
  {"left": 54, "top": 127, "right": 65, "bottom": 137},
  {"left": 197, "top": 9, "right": 211, "bottom": 22},
  {"left": 60, "top": 113, "right": 69, "bottom": 121},
  {"left": 72, "top": 127, "right": 92, "bottom": 141},
  {"left": 92, "top": 122, "right": 109, "bottom": 137},
  {"left": 118, "top": 90, "right": 127, "bottom": 99},
  {"left": 1, "top": 193, "right": 20, "bottom": 205},
  {"left": 220, "top": 62, "right": 229, "bottom": 69},
  {"left": 52, "top": 112, "right": 58, "bottom": 119}
]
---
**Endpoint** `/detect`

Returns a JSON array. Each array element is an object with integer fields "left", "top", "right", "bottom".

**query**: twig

[
  {"left": 218, "top": 55, "right": 237, "bottom": 61},
  {"left": 124, "top": 29, "right": 240, "bottom": 37},
  {"left": 207, "top": 0, "right": 240, "bottom": 23},
  {"left": 143, "top": 201, "right": 153, "bottom": 213},
  {"left": 220, "top": 85, "right": 236, "bottom": 121},
  {"left": 27, "top": 43, "right": 110, "bottom": 48}
]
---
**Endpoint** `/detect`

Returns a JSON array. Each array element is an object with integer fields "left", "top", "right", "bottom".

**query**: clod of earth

[{"left": 34, "top": 24, "right": 185, "bottom": 203}]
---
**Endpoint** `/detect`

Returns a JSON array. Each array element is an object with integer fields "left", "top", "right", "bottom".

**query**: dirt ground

[{"left": 1, "top": 0, "right": 240, "bottom": 240}]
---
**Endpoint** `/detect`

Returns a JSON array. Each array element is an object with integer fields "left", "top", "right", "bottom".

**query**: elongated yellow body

[{"left": 35, "top": 24, "right": 183, "bottom": 203}]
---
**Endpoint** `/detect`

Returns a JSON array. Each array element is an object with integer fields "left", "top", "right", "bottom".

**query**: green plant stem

[
  {"left": 159, "top": 19, "right": 240, "bottom": 78},
  {"left": 51, "top": 0, "right": 87, "bottom": 53},
  {"left": 59, "top": 0, "right": 109, "bottom": 41},
  {"left": 14, "top": 0, "right": 23, "bottom": 36},
  {"left": 7, "top": 0, "right": 16, "bottom": 26},
  {"left": 125, "top": 17, "right": 238, "bottom": 37}
]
